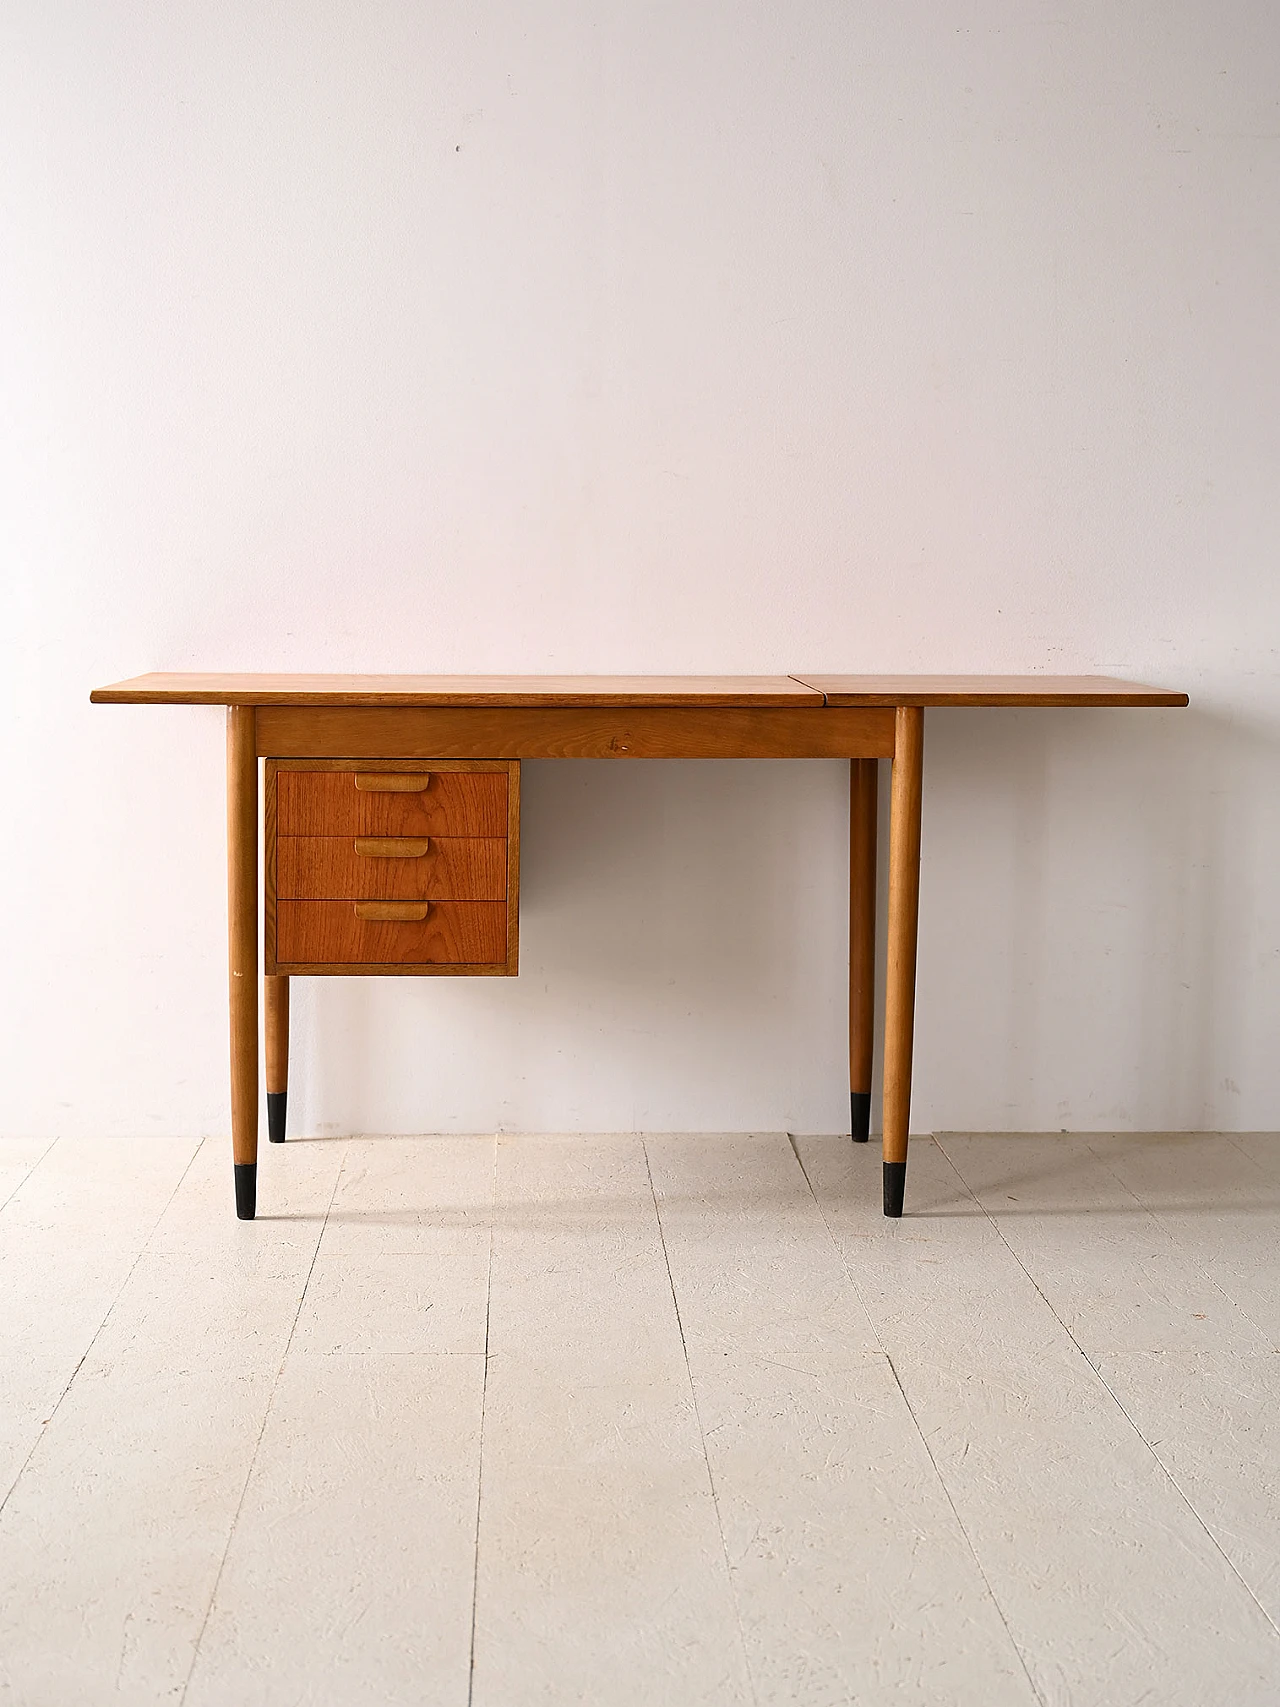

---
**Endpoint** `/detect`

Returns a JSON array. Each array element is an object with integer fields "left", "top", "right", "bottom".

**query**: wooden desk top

[
  {"left": 90, "top": 673, "right": 1188, "bottom": 709},
  {"left": 792, "top": 675, "right": 1188, "bottom": 707},
  {"left": 91, "top": 674, "right": 820, "bottom": 707}
]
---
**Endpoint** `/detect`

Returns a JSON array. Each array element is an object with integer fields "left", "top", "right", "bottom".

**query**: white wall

[{"left": 2, "top": 2, "right": 1277, "bottom": 1140}]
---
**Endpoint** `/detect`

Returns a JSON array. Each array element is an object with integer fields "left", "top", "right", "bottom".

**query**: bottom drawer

[{"left": 276, "top": 900, "right": 509, "bottom": 968}]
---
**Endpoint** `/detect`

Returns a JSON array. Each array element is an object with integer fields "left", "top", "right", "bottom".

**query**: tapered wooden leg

[
  {"left": 849, "top": 759, "right": 878, "bottom": 1141},
  {"left": 265, "top": 975, "right": 289, "bottom": 1144},
  {"left": 227, "top": 706, "right": 259, "bottom": 1219},
  {"left": 882, "top": 706, "right": 924, "bottom": 1217}
]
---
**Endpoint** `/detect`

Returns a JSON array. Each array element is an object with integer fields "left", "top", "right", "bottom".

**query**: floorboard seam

[
  {"left": 935, "top": 1135, "right": 1280, "bottom": 1651},
  {"left": 0, "top": 1135, "right": 204, "bottom": 1517},
  {"left": 466, "top": 1136, "right": 497, "bottom": 1707},
  {"left": 0, "top": 1136, "right": 60, "bottom": 1216},
  {"left": 784, "top": 1130, "right": 883, "bottom": 1338},
  {"left": 787, "top": 1135, "right": 1047, "bottom": 1707},
  {"left": 1082, "top": 1138, "right": 1275, "bottom": 1349},
  {"left": 178, "top": 1143, "right": 348, "bottom": 1705},
  {"left": 1225, "top": 1134, "right": 1278, "bottom": 1179},
  {"left": 882, "top": 1350, "right": 1046, "bottom": 1707},
  {"left": 1088, "top": 1138, "right": 1280, "bottom": 1354},
  {"left": 643, "top": 1138, "right": 759, "bottom": 1707}
]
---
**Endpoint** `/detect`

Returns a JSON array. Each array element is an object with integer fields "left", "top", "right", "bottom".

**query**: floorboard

[
  {"left": 0, "top": 1137, "right": 54, "bottom": 1214},
  {"left": 647, "top": 1133, "right": 1034, "bottom": 1706},
  {"left": 291, "top": 1136, "right": 496, "bottom": 1356},
  {"left": 185, "top": 1352, "right": 485, "bottom": 1707},
  {"left": 471, "top": 1134, "right": 751, "bottom": 1707},
  {"left": 0, "top": 1135, "right": 342, "bottom": 1703},
  {"left": 796, "top": 1135, "right": 1280, "bottom": 1707},
  {"left": 0, "top": 1135, "right": 198, "bottom": 1507},
  {"left": 937, "top": 1133, "right": 1272, "bottom": 1355},
  {"left": 1, "top": 1131, "right": 1277, "bottom": 1705},
  {"left": 185, "top": 1137, "right": 496, "bottom": 1704}
]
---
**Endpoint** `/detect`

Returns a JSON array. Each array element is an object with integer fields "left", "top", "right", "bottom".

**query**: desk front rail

[{"left": 254, "top": 704, "right": 897, "bottom": 760}]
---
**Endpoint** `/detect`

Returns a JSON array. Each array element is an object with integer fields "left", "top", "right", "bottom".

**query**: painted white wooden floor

[{"left": 1, "top": 1131, "right": 1278, "bottom": 1705}]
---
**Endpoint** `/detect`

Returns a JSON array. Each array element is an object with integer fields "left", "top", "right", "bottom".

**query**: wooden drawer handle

[
  {"left": 354, "top": 773, "right": 431, "bottom": 793},
  {"left": 353, "top": 901, "right": 430, "bottom": 922},
  {"left": 353, "top": 838, "right": 431, "bottom": 859}
]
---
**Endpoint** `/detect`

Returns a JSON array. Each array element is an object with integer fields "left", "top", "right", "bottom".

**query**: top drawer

[{"left": 277, "top": 769, "right": 508, "bottom": 837}]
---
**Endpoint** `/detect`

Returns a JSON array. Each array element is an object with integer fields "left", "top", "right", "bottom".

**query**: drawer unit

[{"left": 267, "top": 760, "right": 519, "bottom": 975}]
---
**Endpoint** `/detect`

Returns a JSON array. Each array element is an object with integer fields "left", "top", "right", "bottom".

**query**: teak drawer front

[
  {"left": 277, "top": 836, "right": 507, "bottom": 901},
  {"left": 277, "top": 770, "right": 507, "bottom": 837},
  {"left": 276, "top": 900, "right": 508, "bottom": 966}
]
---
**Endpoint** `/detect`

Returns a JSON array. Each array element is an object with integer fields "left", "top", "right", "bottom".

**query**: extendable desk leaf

[{"left": 90, "top": 673, "right": 1188, "bottom": 1220}]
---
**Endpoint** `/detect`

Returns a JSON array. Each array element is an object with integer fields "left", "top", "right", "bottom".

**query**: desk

[{"left": 90, "top": 673, "right": 1188, "bottom": 1220}]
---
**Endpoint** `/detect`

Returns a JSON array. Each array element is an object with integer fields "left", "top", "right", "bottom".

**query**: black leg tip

[
  {"left": 234, "top": 1162, "right": 257, "bottom": 1220},
  {"left": 267, "top": 1091, "right": 287, "bottom": 1144},
  {"left": 850, "top": 1091, "right": 871, "bottom": 1142},
  {"left": 883, "top": 1161, "right": 906, "bottom": 1218}
]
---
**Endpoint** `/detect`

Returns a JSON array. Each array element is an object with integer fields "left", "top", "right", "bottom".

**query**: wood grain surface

[
  {"left": 264, "top": 975, "right": 288, "bottom": 1097},
  {"left": 277, "top": 770, "right": 507, "bottom": 836},
  {"left": 255, "top": 705, "right": 897, "bottom": 759},
  {"left": 90, "top": 673, "right": 821, "bottom": 706},
  {"left": 505, "top": 761, "right": 521, "bottom": 974},
  {"left": 276, "top": 900, "right": 508, "bottom": 966},
  {"left": 794, "top": 674, "right": 1189, "bottom": 706},
  {"left": 276, "top": 837, "right": 508, "bottom": 901},
  {"left": 849, "top": 758, "right": 878, "bottom": 1103},
  {"left": 91, "top": 671, "right": 1189, "bottom": 708},
  {"left": 226, "top": 707, "right": 258, "bottom": 1169},
  {"left": 883, "top": 706, "right": 924, "bottom": 1169}
]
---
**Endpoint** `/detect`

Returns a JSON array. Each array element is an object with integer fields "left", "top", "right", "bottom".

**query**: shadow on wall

[
  {"left": 916, "top": 702, "right": 1280, "bottom": 1134},
  {"left": 303, "top": 758, "right": 850, "bottom": 1136},
  {"left": 299, "top": 708, "right": 1280, "bottom": 1137}
]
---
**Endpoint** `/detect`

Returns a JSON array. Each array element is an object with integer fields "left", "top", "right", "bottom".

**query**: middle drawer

[
  {"left": 277, "top": 769, "right": 507, "bottom": 836},
  {"left": 277, "top": 836, "right": 507, "bottom": 901}
]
